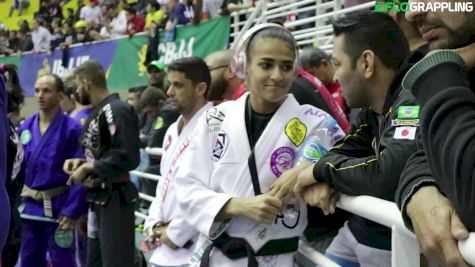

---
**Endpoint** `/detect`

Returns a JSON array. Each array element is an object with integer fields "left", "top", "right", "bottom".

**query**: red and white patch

[
  {"left": 108, "top": 123, "right": 116, "bottom": 136},
  {"left": 393, "top": 126, "right": 416, "bottom": 140}
]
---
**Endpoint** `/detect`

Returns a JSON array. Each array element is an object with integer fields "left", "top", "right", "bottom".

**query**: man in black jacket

[
  {"left": 294, "top": 11, "right": 420, "bottom": 266},
  {"left": 395, "top": 1, "right": 475, "bottom": 266}
]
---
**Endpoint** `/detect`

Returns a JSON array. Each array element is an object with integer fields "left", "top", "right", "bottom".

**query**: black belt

[{"left": 200, "top": 232, "right": 299, "bottom": 267}]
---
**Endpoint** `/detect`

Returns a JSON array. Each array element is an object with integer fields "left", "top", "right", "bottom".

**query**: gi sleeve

[
  {"left": 94, "top": 103, "right": 140, "bottom": 181},
  {"left": 174, "top": 114, "right": 232, "bottom": 238},
  {"left": 60, "top": 124, "right": 88, "bottom": 219},
  {"left": 395, "top": 132, "right": 437, "bottom": 231},
  {"left": 144, "top": 180, "right": 164, "bottom": 234},
  {"left": 313, "top": 107, "right": 419, "bottom": 200},
  {"left": 403, "top": 51, "right": 475, "bottom": 229}
]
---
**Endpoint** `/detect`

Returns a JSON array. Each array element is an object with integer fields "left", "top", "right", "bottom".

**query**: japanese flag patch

[{"left": 393, "top": 126, "right": 416, "bottom": 140}]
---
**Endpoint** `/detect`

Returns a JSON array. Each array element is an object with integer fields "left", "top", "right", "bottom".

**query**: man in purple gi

[
  {"left": 18, "top": 74, "right": 87, "bottom": 267},
  {"left": 0, "top": 65, "right": 12, "bottom": 254}
]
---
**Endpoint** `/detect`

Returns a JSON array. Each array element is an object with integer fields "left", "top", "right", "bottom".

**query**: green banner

[
  {"left": 108, "top": 16, "right": 230, "bottom": 91},
  {"left": 157, "top": 16, "right": 231, "bottom": 64}
]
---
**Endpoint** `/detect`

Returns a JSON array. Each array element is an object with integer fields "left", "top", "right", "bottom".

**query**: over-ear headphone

[{"left": 230, "top": 23, "right": 299, "bottom": 79}]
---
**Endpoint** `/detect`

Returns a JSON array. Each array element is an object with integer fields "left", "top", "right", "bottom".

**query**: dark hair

[
  {"left": 47, "top": 74, "right": 65, "bottom": 93},
  {"left": 331, "top": 10, "right": 410, "bottom": 70},
  {"left": 128, "top": 85, "right": 146, "bottom": 94},
  {"left": 300, "top": 48, "right": 332, "bottom": 69},
  {"left": 245, "top": 26, "right": 297, "bottom": 63},
  {"left": 148, "top": 0, "right": 160, "bottom": 10},
  {"left": 124, "top": 7, "right": 137, "bottom": 15},
  {"left": 74, "top": 60, "right": 107, "bottom": 89},
  {"left": 1, "top": 64, "right": 24, "bottom": 113},
  {"left": 168, "top": 57, "right": 211, "bottom": 92},
  {"left": 62, "top": 75, "right": 77, "bottom": 98},
  {"left": 139, "top": 86, "right": 167, "bottom": 110}
]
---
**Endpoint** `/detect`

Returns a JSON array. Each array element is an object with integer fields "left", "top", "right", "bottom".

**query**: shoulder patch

[
  {"left": 393, "top": 126, "right": 417, "bottom": 140},
  {"left": 285, "top": 118, "right": 307, "bottom": 147},
  {"left": 207, "top": 107, "right": 225, "bottom": 134},
  {"left": 397, "top": 106, "right": 419, "bottom": 119},
  {"left": 391, "top": 118, "right": 419, "bottom": 127},
  {"left": 212, "top": 130, "right": 229, "bottom": 161},
  {"left": 20, "top": 130, "right": 32, "bottom": 145}
]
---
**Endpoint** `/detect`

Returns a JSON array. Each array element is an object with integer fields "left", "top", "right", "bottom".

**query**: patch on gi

[
  {"left": 85, "top": 149, "right": 95, "bottom": 162},
  {"left": 393, "top": 126, "right": 417, "bottom": 140},
  {"left": 80, "top": 118, "right": 87, "bottom": 125},
  {"left": 257, "top": 255, "right": 278, "bottom": 267},
  {"left": 301, "top": 140, "right": 328, "bottom": 163},
  {"left": 397, "top": 106, "right": 419, "bottom": 119},
  {"left": 54, "top": 229, "right": 74, "bottom": 248},
  {"left": 270, "top": 146, "right": 296, "bottom": 177},
  {"left": 108, "top": 123, "right": 116, "bottom": 136},
  {"left": 212, "top": 130, "right": 229, "bottom": 161},
  {"left": 391, "top": 118, "right": 419, "bottom": 127},
  {"left": 207, "top": 108, "right": 225, "bottom": 134},
  {"left": 154, "top": 117, "right": 164, "bottom": 129},
  {"left": 20, "top": 130, "right": 32, "bottom": 145},
  {"left": 285, "top": 118, "right": 307, "bottom": 147}
]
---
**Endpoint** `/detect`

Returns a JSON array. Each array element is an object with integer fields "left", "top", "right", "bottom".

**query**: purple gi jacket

[{"left": 19, "top": 110, "right": 87, "bottom": 220}]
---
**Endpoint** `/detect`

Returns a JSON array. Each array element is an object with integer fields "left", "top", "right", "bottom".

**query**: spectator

[
  {"left": 80, "top": 0, "right": 101, "bottom": 24},
  {"left": 17, "top": 20, "right": 30, "bottom": 34},
  {"left": 36, "top": 1, "right": 50, "bottom": 22},
  {"left": 183, "top": 0, "right": 196, "bottom": 23},
  {"left": 9, "top": 0, "right": 29, "bottom": 17},
  {"left": 0, "top": 29, "right": 10, "bottom": 55},
  {"left": 144, "top": 1, "right": 164, "bottom": 30},
  {"left": 31, "top": 19, "right": 52, "bottom": 52},
  {"left": 294, "top": 11, "right": 416, "bottom": 267},
  {"left": 146, "top": 60, "right": 166, "bottom": 92},
  {"left": 64, "top": 8, "right": 76, "bottom": 27},
  {"left": 8, "top": 31, "right": 20, "bottom": 54},
  {"left": 202, "top": 0, "right": 223, "bottom": 19},
  {"left": 48, "top": 0, "right": 63, "bottom": 21},
  {"left": 50, "top": 18, "right": 65, "bottom": 49},
  {"left": 17, "top": 29, "right": 33, "bottom": 52},
  {"left": 106, "top": 3, "right": 128, "bottom": 38},
  {"left": 125, "top": 7, "right": 145, "bottom": 35},
  {"left": 300, "top": 47, "right": 350, "bottom": 119},
  {"left": 127, "top": 86, "right": 146, "bottom": 113},
  {"left": 396, "top": 0, "right": 475, "bottom": 265},
  {"left": 168, "top": 0, "right": 189, "bottom": 25}
]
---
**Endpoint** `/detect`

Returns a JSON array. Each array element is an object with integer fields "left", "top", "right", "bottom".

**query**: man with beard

[
  {"left": 61, "top": 75, "right": 93, "bottom": 125},
  {"left": 64, "top": 60, "right": 140, "bottom": 267},
  {"left": 396, "top": 1, "right": 475, "bottom": 266},
  {"left": 148, "top": 60, "right": 166, "bottom": 91}
]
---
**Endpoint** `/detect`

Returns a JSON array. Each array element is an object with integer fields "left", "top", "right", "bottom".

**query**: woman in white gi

[{"left": 175, "top": 23, "right": 345, "bottom": 267}]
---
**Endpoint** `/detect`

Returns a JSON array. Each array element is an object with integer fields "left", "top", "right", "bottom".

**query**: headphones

[{"left": 230, "top": 23, "right": 299, "bottom": 79}]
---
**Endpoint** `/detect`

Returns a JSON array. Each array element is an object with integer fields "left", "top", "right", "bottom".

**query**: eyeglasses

[{"left": 208, "top": 65, "right": 229, "bottom": 71}]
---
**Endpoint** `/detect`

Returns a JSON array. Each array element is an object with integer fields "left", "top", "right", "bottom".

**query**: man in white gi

[
  {"left": 144, "top": 57, "right": 213, "bottom": 267},
  {"left": 174, "top": 24, "right": 345, "bottom": 266}
]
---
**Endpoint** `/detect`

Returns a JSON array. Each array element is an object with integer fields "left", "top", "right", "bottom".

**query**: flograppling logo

[{"left": 375, "top": 1, "right": 473, "bottom": 12}]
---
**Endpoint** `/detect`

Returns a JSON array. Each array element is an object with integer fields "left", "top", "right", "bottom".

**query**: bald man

[{"left": 205, "top": 50, "right": 243, "bottom": 101}]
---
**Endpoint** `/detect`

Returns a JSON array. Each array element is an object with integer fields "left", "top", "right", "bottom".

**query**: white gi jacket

[
  {"left": 175, "top": 93, "right": 345, "bottom": 266},
  {"left": 145, "top": 102, "right": 213, "bottom": 266}
]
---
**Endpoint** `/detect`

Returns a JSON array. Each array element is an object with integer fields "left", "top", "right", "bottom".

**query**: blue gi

[
  {"left": 0, "top": 74, "right": 12, "bottom": 253},
  {"left": 18, "top": 109, "right": 87, "bottom": 267}
]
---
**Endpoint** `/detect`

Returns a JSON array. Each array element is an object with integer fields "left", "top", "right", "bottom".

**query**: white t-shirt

[{"left": 80, "top": 5, "right": 101, "bottom": 24}]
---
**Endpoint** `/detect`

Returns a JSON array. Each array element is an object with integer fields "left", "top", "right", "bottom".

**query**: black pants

[{"left": 87, "top": 184, "right": 137, "bottom": 267}]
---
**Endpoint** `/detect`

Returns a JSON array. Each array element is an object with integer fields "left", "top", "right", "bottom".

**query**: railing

[
  {"left": 228, "top": 0, "right": 375, "bottom": 54},
  {"left": 133, "top": 147, "right": 475, "bottom": 267}
]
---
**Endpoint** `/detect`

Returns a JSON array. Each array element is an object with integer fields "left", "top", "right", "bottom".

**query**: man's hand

[
  {"left": 67, "top": 162, "right": 93, "bottom": 185},
  {"left": 218, "top": 195, "right": 283, "bottom": 225},
  {"left": 149, "top": 223, "right": 177, "bottom": 249},
  {"left": 407, "top": 186, "right": 469, "bottom": 267},
  {"left": 63, "top": 158, "right": 85, "bottom": 174},
  {"left": 294, "top": 164, "right": 318, "bottom": 201},
  {"left": 270, "top": 162, "right": 311, "bottom": 200},
  {"left": 58, "top": 216, "right": 77, "bottom": 231},
  {"left": 301, "top": 182, "right": 339, "bottom": 216}
]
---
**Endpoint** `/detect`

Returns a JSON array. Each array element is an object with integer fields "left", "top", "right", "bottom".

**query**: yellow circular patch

[{"left": 285, "top": 118, "right": 307, "bottom": 147}]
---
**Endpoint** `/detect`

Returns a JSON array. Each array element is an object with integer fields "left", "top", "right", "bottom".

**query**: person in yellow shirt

[{"left": 145, "top": 2, "right": 165, "bottom": 30}]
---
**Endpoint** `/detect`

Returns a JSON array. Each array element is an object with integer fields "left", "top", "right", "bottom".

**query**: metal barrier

[{"left": 132, "top": 146, "right": 475, "bottom": 267}]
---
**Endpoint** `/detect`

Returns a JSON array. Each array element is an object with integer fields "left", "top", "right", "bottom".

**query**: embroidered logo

[
  {"left": 285, "top": 118, "right": 307, "bottom": 147},
  {"left": 270, "top": 146, "right": 296, "bottom": 177},
  {"left": 206, "top": 108, "right": 225, "bottom": 134},
  {"left": 397, "top": 106, "right": 419, "bottom": 119},
  {"left": 391, "top": 118, "right": 419, "bottom": 127},
  {"left": 212, "top": 130, "right": 229, "bottom": 161},
  {"left": 20, "top": 130, "right": 32, "bottom": 145}
]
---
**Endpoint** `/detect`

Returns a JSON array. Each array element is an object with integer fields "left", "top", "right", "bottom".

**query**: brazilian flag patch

[{"left": 397, "top": 106, "right": 419, "bottom": 119}]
